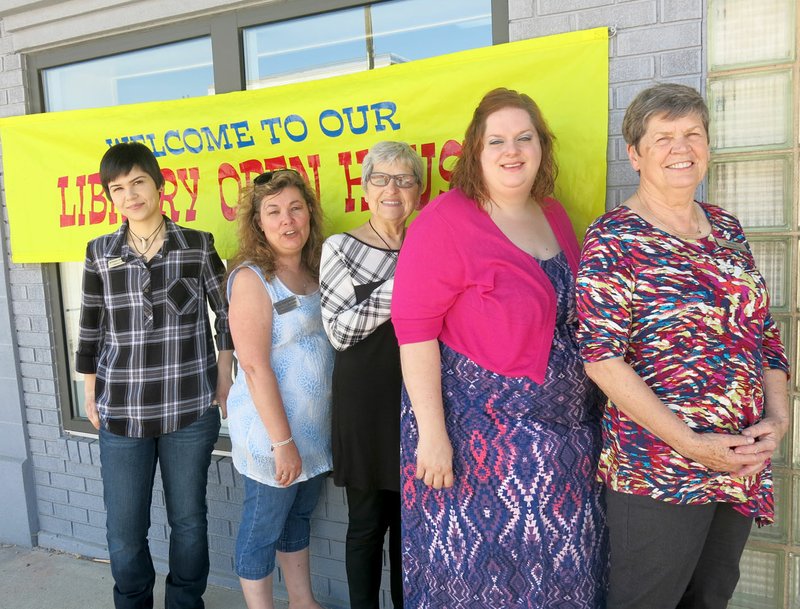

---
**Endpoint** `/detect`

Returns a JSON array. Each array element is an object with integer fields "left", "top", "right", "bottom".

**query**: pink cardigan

[{"left": 391, "top": 188, "right": 580, "bottom": 383}]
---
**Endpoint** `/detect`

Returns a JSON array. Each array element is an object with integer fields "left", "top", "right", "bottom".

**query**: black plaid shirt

[{"left": 76, "top": 217, "right": 233, "bottom": 437}]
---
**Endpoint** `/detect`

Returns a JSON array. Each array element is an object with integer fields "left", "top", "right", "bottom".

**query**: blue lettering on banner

[
  {"left": 145, "top": 133, "right": 167, "bottom": 157},
  {"left": 199, "top": 124, "right": 234, "bottom": 151},
  {"left": 342, "top": 106, "right": 369, "bottom": 135},
  {"left": 231, "top": 121, "right": 255, "bottom": 148},
  {"left": 165, "top": 130, "right": 184, "bottom": 155},
  {"left": 318, "top": 101, "right": 400, "bottom": 138},
  {"left": 183, "top": 128, "right": 203, "bottom": 154},
  {"left": 260, "top": 117, "right": 283, "bottom": 144},
  {"left": 105, "top": 121, "right": 252, "bottom": 155},
  {"left": 284, "top": 114, "right": 308, "bottom": 143},
  {"left": 319, "top": 109, "right": 344, "bottom": 138},
  {"left": 103, "top": 102, "right": 399, "bottom": 154},
  {"left": 371, "top": 102, "right": 400, "bottom": 132}
]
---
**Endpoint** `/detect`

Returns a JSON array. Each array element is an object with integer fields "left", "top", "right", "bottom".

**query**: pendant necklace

[
  {"left": 278, "top": 267, "right": 309, "bottom": 295},
  {"left": 635, "top": 192, "right": 702, "bottom": 240},
  {"left": 368, "top": 218, "right": 404, "bottom": 255},
  {"left": 128, "top": 219, "right": 164, "bottom": 258},
  {"left": 129, "top": 218, "right": 165, "bottom": 251}
]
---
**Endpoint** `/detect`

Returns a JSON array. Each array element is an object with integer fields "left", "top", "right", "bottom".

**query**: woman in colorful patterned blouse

[
  {"left": 319, "top": 141, "right": 423, "bottom": 609},
  {"left": 576, "top": 83, "right": 790, "bottom": 609}
]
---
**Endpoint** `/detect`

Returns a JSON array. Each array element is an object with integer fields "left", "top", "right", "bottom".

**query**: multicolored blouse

[{"left": 576, "top": 202, "right": 789, "bottom": 523}]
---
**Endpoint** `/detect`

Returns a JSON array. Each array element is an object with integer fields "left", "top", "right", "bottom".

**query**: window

[
  {"left": 43, "top": 38, "right": 215, "bottom": 428},
  {"left": 242, "top": 0, "right": 491, "bottom": 88},
  {"left": 706, "top": 2, "right": 799, "bottom": 608},
  {"left": 32, "top": 0, "right": 495, "bottom": 438},
  {"left": 43, "top": 38, "right": 214, "bottom": 111}
]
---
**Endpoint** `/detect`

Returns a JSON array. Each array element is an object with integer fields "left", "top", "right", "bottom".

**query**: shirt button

[{"left": 143, "top": 287, "right": 150, "bottom": 294}]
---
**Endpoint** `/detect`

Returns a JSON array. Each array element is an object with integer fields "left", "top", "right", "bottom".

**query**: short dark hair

[
  {"left": 99, "top": 142, "right": 165, "bottom": 199},
  {"left": 622, "top": 83, "right": 709, "bottom": 152}
]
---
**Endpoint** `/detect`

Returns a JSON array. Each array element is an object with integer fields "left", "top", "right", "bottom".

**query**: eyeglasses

[
  {"left": 253, "top": 167, "right": 300, "bottom": 185},
  {"left": 367, "top": 173, "right": 418, "bottom": 189}
]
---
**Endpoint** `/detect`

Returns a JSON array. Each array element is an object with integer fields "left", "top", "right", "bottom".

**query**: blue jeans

[
  {"left": 99, "top": 407, "right": 220, "bottom": 609},
  {"left": 235, "top": 473, "right": 326, "bottom": 580}
]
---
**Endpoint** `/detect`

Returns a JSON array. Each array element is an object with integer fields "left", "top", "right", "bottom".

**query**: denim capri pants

[{"left": 235, "top": 473, "right": 326, "bottom": 580}]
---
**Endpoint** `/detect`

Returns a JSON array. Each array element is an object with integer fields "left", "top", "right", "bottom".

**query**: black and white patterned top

[
  {"left": 320, "top": 233, "right": 398, "bottom": 351},
  {"left": 76, "top": 216, "right": 232, "bottom": 438}
]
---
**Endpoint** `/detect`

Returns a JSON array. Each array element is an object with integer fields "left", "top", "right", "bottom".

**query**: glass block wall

[{"left": 707, "top": 1, "right": 800, "bottom": 607}]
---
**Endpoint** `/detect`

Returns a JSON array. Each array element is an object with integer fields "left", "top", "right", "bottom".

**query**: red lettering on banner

[
  {"left": 239, "top": 159, "right": 264, "bottom": 185},
  {"left": 263, "top": 156, "right": 288, "bottom": 172},
  {"left": 218, "top": 163, "right": 240, "bottom": 222},
  {"left": 218, "top": 156, "right": 323, "bottom": 219},
  {"left": 59, "top": 173, "right": 109, "bottom": 227},
  {"left": 58, "top": 175, "right": 76, "bottom": 227},
  {"left": 338, "top": 149, "right": 368, "bottom": 213},
  {"left": 58, "top": 168, "right": 200, "bottom": 228},
  {"left": 87, "top": 173, "right": 114, "bottom": 225},
  {"left": 336, "top": 141, "right": 462, "bottom": 214},
  {"left": 412, "top": 142, "right": 436, "bottom": 207},
  {"left": 263, "top": 156, "right": 322, "bottom": 199},
  {"left": 158, "top": 168, "right": 200, "bottom": 223},
  {"left": 439, "top": 139, "right": 462, "bottom": 183},
  {"left": 293, "top": 154, "right": 321, "bottom": 198},
  {"left": 179, "top": 168, "right": 200, "bottom": 222},
  {"left": 161, "top": 169, "right": 182, "bottom": 222},
  {"left": 75, "top": 174, "right": 87, "bottom": 226}
]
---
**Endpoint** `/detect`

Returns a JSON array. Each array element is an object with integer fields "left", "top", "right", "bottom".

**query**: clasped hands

[{"left": 685, "top": 415, "right": 788, "bottom": 477}]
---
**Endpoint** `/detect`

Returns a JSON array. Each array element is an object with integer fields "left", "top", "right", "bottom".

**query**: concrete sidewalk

[{"left": 0, "top": 544, "right": 289, "bottom": 609}]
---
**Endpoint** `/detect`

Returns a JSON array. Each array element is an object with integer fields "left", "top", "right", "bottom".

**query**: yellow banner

[{"left": 0, "top": 28, "right": 608, "bottom": 263}]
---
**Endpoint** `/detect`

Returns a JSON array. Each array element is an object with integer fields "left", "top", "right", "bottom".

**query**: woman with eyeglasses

[
  {"left": 576, "top": 84, "right": 789, "bottom": 609},
  {"left": 226, "top": 168, "right": 333, "bottom": 609},
  {"left": 391, "top": 89, "right": 608, "bottom": 608},
  {"left": 319, "top": 141, "right": 424, "bottom": 609}
]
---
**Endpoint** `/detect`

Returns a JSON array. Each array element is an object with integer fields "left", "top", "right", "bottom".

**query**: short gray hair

[
  {"left": 361, "top": 141, "right": 425, "bottom": 189},
  {"left": 622, "top": 83, "right": 709, "bottom": 152}
]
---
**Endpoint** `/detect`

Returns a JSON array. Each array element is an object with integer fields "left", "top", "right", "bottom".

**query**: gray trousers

[{"left": 605, "top": 487, "right": 753, "bottom": 609}]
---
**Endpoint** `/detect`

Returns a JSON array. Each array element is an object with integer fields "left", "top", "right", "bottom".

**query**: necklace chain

[
  {"left": 277, "top": 267, "right": 309, "bottom": 294},
  {"left": 128, "top": 219, "right": 164, "bottom": 258},
  {"left": 368, "top": 218, "right": 404, "bottom": 253},
  {"left": 635, "top": 192, "right": 702, "bottom": 239}
]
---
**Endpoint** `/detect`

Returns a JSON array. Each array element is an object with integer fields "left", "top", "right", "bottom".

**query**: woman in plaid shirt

[
  {"left": 76, "top": 141, "right": 233, "bottom": 609},
  {"left": 320, "top": 141, "right": 424, "bottom": 609}
]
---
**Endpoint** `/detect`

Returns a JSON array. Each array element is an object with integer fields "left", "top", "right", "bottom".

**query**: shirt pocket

[{"left": 166, "top": 277, "right": 201, "bottom": 316}]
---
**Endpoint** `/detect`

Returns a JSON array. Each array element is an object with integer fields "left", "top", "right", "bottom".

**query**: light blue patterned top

[{"left": 227, "top": 263, "right": 333, "bottom": 486}]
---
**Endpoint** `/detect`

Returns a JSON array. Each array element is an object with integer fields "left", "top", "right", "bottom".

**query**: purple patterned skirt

[
  {"left": 400, "top": 253, "right": 608, "bottom": 608},
  {"left": 400, "top": 342, "right": 608, "bottom": 608}
]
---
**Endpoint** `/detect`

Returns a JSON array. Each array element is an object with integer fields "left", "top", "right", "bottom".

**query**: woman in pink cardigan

[{"left": 391, "top": 88, "right": 607, "bottom": 608}]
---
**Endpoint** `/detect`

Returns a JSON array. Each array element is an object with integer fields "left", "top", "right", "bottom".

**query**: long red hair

[{"left": 450, "top": 88, "right": 558, "bottom": 209}]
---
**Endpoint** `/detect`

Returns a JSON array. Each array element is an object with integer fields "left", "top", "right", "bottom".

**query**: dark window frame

[{"left": 25, "top": 0, "right": 507, "bottom": 447}]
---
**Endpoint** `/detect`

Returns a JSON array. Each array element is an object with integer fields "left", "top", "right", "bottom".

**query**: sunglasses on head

[{"left": 253, "top": 167, "right": 301, "bottom": 185}]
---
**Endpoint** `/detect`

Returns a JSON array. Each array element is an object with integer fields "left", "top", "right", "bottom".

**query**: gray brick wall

[
  {"left": 0, "top": 14, "right": 39, "bottom": 550},
  {"left": 0, "top": 2, "right": 708, "bottom": 608},
  {"left": 509, "top": 0, "right": 707, "bottom": 209}
]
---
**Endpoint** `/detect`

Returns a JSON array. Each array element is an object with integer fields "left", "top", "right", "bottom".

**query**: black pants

[
  {"left": 606, "top": 488, "right": 753, "bottom": 609},
  {"left": 345, "top": 487, "right": 403, "bottom": 609}
]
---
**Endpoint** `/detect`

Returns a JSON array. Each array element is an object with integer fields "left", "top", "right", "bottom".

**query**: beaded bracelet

[{"left": 271, "top": 436, "right": 294, "bottom": 451}]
